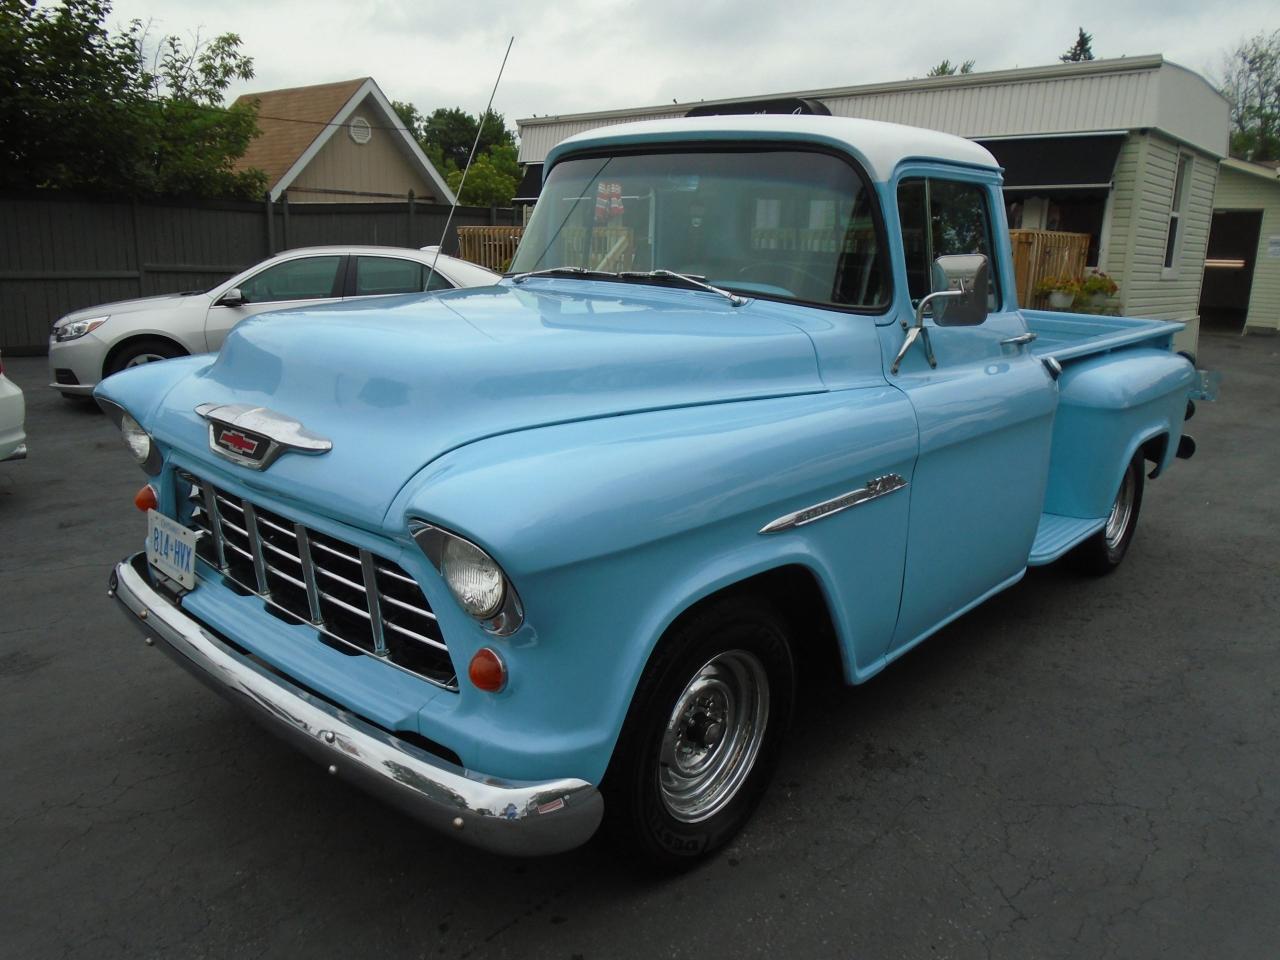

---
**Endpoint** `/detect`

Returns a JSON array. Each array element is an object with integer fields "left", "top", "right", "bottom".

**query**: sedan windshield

[{"left": 510, "top": 150, "right": 888, "bottom": 309}]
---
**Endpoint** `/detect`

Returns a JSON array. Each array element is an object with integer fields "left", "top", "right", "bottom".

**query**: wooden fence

[
  {"left": 1009, "top": 229, "right": 1091, "bottom": 308},
  {"left": 0, "top": 191, "right": 518, "bottom": 353},
  {"left": 456, "top": 226, "right": 525, "bottom": 272}
]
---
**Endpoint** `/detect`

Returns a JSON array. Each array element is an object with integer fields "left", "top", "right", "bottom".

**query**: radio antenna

[{"left": 428, "top": 36, "right": 515, "bottom": 287}]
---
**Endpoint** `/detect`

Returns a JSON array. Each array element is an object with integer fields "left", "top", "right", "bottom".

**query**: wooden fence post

[
  {"left": 264, "top": 192, "right": 275, "bottom": 256},
  {"left": 131, "top": 198, "right": 146, "bottom": 298},
  {"left": 407, "top": 190, "right": 415, "bottom": 247},
  {"left": 281, "top": 192, "right": 290, "bottom": 250}
]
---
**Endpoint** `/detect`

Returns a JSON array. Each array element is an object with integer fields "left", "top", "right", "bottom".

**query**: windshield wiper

[
  {"left": 508, "top": 266, "right": 620, "bottom": 283},
  {"left": 617, "top": 269, "right": 747, "bottom": 307}
]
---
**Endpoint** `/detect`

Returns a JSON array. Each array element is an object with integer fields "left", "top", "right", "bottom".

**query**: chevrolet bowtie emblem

[{"left": 196, "top": 403, "right": 332, "bottom": 470}]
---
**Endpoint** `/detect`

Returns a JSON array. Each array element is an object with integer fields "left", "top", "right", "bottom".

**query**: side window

[
  {"left": 424, "top": 267, "right": 454, "bottom": 291},
  {"left": 354, "top": 257, "right": 431, "bottom": 296},
  {"left": 239, "top": 256, "right": 342, "bottom": 304},
  {"left": 898, "top": 178, "right": 1001, "bottom": 309}
]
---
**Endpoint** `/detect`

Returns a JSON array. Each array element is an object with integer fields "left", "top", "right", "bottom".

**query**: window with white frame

[{"left": 1163, "top": 154, "right": 1191, "bottom": 273}]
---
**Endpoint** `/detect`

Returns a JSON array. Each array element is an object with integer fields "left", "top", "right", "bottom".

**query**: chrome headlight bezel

[
  {"left": 96, "top": 398, "right": 163, "bottom": 475},
  {"left": 53, "top": 314, "right": 110, "bottom": 342},
  {"left": 410, "top": 521, "right": 524, "bottom": 637}
]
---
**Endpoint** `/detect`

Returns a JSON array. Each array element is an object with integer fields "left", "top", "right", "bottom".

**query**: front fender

[{"left": 388, "top": 388, "right": 917, "bottom": 784}]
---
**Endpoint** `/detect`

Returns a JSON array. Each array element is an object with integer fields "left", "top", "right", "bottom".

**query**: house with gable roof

[{"left": 232, "top": 77, "right": 454, "bottom": 204}]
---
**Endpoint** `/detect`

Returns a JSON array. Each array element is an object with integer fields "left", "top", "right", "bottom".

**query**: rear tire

[
  {"left": 105, "top": 338, "right": 185, "bottom": 377},
  {"left": 1072, "top": 453, "right": 1145, "bottom": 575},
  {"left": 602, "top": 596, "right": 795, "bottom": 871}
]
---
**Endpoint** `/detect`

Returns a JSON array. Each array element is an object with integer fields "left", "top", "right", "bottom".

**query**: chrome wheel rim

[
  {"left": 658, "top": 649, "right": 770, "bottom": 823},
  {"left": 125, "top": 353, "right": 167, "bottom": 367},
  {"left": 1105, "top": 467, "right": 1136, "bottom": 548}
]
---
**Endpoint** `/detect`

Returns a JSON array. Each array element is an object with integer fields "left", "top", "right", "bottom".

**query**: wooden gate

[
  {"left": 1008, "top": 229, "right": 1091, "bottom": 307},
  {"left": 456, "top": 226, "right": 524, "bottom": 272}
]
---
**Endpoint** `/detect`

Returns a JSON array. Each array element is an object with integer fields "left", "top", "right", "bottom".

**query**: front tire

[
  {"left": 1072, "top": 453, "right": 1145, "bottom": 575},
  {"left": 603, "top": 597, "right": 795, "bottom": 870},
  {"left": 104, "top": 338, "right": 185, "bottom": 377}
]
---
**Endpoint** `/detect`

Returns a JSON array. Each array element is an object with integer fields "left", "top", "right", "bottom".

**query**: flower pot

[
  {"left": 1088, "top": 293, "right": 1108, "bottom": 309},
  {"left": 1048, "top": 290, "right": 1074, "bottom": 309}
]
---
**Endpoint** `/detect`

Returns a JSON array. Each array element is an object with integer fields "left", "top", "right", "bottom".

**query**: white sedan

[
  {"left": 0, "top": 353, "right": 27, "bottom": 463},
  {"left": 48, "top": 246, "right": 499, "bottom": 398}
]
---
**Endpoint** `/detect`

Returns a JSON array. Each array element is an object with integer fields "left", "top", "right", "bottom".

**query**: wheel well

[
  {"left": 102, "top": 335, "right": 187, "bottom": 378},
  {"left": 667, "top": 565, "right": 844, "bottom": 684}
]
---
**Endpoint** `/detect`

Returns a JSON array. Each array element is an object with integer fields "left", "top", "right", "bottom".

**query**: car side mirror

[
  {"left": 927, "top": 254, "right": 989, "bottom": 327},
  {"left": 217, "top": 287, "right": 246, "bottom": 307}
]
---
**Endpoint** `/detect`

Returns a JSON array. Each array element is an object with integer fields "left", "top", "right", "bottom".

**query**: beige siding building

[
  {"left": 233, "top": 78, "right": 453, "bottom": 204},
  {"left": 517, "top": 56, "right": 1229, "bottom": 351},
  {"left": 1203, "top": 160, "right": 1280, "bottom": 333}
]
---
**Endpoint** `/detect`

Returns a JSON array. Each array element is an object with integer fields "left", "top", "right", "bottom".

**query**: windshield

[{"left": 510, "top": 150, "right": 888, "bottom": 309}]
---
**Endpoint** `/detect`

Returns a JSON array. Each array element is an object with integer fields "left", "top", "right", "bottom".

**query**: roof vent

[{"left": 349, "top": 116, "right": 372, "bottom": 145}]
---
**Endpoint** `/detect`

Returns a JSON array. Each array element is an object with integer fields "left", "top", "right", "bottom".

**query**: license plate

[{"left": 146, "top": 509, "right": 197, "bottom": 590}]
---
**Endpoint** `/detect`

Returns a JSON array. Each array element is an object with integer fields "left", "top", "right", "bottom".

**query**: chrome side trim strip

[
  {"left": 759, "top": 474, "right": 908, "bottom": 534},
  {"left": 109, "top": 554, "right": 601, "bottom": 855},
  {"left": 360, "top": 549, "right": 388, "bottom": 657}
]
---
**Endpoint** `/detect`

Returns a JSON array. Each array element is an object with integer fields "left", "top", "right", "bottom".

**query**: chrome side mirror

[
  {"left": 891, "top": 254, "right": 990, "bottom": 374},
  {"left": 217, "top": 287, "right": 246, "bottom": 307},
  {"left": 929, "top": 254, "right": 989, "bottom": 327}
]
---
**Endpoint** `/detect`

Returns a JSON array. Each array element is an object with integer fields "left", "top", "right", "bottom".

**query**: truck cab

[{"left": 100, "top": 115, "right": 1209, "bottom": 867}]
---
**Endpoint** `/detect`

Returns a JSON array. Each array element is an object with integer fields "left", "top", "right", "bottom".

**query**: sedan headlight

[
  {"left": 53, "top": 315, "right": 109, "bottom": 342},
  {"left": 411, "top": 522, "right": 524, "bottom": 636}
]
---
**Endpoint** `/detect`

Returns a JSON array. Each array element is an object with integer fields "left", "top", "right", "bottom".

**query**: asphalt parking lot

[{"left": 1, "top": 331, "right": 1277, "bottom": 960}]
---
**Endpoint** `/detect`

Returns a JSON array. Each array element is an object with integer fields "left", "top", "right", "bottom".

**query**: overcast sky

[{"left": 106, "top": 0, "right": 1274, "bottom": 129}]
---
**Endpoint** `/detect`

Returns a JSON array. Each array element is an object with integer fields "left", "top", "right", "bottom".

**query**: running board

[{"left": 1027, "top": 513, "right": 1106, "bottom": 566}]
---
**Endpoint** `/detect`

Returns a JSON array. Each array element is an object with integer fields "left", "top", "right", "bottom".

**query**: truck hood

[{"left": 152, "top": 281, "right": 825, "bottom": 528}]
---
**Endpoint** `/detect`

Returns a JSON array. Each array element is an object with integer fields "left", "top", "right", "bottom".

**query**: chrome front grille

[{"left": 177, "top": 471, "right": 457, "bottom": 690}]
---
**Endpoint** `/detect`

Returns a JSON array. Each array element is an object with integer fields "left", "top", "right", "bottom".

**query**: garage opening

[{"left": 1200, "top": 210, "right": 1263, "bottom": 333}]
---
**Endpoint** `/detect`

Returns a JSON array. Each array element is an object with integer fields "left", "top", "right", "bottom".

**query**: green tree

[
  {"left": 1215, "top": 30, "right": 1280, "bottom": 162},
  {"left": 1060, "top": 27, "right": 1095, "bottom": 62},
  {"left": 0, "top": 0, "right": 265, "bottom": 198},
  {"left": 927, "top": 59, "right": 975, "bottom": 77},
  {"left": 392, "top": 100, "right": 520, "bottom": 203}
]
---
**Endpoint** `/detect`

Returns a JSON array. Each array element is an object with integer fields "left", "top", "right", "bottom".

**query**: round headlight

[
  {"left": 441, "top": 537, "right": 505, "bottom": 619},
  {"left": 120, "top": 413, "right": 152, "bottom": 465}
]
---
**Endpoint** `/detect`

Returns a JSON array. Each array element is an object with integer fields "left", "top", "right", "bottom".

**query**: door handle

[{"left": 1000, "top": 332, "right": 1037, "bottom": 348}]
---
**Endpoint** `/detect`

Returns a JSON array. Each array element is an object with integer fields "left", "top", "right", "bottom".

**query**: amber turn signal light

[
  {"left": 134, "top": 484, "right": 158, "bottom": 512},
  {"left": 468, "top": 647, "right": 507, "bottom": 693}
]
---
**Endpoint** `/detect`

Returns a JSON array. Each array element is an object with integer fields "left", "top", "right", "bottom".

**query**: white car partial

[
  {"left": 48, "top": 246, "right": 500, "bottom": 398},
  {"left": 0, "top": 352, "right": 27, "bottom": 463}
]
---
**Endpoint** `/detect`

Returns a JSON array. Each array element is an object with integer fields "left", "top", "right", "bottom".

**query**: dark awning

[
  {"left": 975, "top": 134, "right": 1126, "bottom": 192},
  {"left": 514, "top": 163, "right": 543, "bottom": 204}
]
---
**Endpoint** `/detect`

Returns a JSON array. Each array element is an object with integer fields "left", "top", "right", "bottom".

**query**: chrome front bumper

[
  {"left": 109, "top": 553, "right": 604, "bottom": 856},
  {"left": 1, "top": 442, "right": 26, "bottom": 462}
]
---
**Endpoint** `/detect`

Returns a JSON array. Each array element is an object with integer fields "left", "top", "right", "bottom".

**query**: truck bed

[{"left": 1023, "top": 310, "right": 1181, "bottom": 364}]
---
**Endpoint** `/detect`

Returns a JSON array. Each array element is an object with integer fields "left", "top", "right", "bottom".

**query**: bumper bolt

[
  {"left": 322, "top": 731, "right": 336, "bottom": 744},
  {"left": 452, "top": 817, "right": 464, "bottom": 830},
  {"left": 327, "top": 764, "right": 337, "bottom": 775},
  {"left": 144, "top": 637, "right": 154, "bottom": 647},
  {"left": 138, "top": 609, "right": 148, "bottom": 621}
]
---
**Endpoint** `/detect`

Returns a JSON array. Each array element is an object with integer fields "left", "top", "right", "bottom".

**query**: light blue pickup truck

[{"left": 101, "top": 115, "right": 1214, "bottom": 867}]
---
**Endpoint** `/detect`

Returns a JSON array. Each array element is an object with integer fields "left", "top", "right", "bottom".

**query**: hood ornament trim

[{"left": 195, "top": 403, "right": 332, "bottom": 470}]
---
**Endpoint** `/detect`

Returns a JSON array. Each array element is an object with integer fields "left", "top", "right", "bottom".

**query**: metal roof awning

[{"left": 976, "top": 133, "right": 1126, "bottom": 193}]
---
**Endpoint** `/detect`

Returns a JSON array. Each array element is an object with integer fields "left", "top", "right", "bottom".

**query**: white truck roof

[{"left": 545, "top": 115, "right": 1001, "bottom": 183}]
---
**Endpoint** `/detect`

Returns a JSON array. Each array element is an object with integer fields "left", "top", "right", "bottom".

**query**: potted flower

[
  {"left": 1034, "top": 276, "right": 1080, "bottom": 310},
  {"left": 1080, "top": 270, "right": 1119, "bottom": 309}
]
